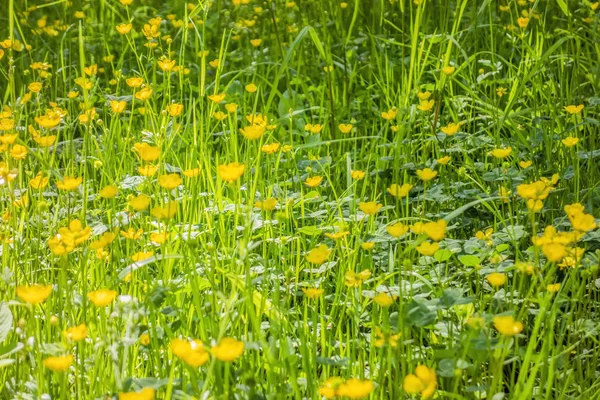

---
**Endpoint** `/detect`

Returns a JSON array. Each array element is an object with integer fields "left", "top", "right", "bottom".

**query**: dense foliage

[{"left": 1, "top": 0, "right": 599, "bottom": 399}]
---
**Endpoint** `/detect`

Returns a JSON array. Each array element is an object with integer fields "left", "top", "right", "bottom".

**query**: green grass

[{"left": 1, "top": 0, "right": 600, "bottom": 399}]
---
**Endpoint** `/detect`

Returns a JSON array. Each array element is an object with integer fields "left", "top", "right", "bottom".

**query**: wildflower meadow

[{"left": 1, "top": 0, "right": 600, "bottom": 398}]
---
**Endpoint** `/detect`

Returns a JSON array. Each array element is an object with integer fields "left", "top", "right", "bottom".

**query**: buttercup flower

[
  {"left": 212, "top": 337, "right": 244, "bottom": 361},
  {"left": 16, "top": 285, "right": 52, "bottom": 304}
]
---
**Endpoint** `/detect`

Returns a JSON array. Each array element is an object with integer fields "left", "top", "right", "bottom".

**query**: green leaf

[
  {"left": 434, "top": 249, "right": 453, "bottom": 263},
  {"left": 556, "top": 0, "right": 569, "bottom": 16},
  {"left": 438, "top": 289, "right": 473, "bottom": 308},
  {"left": 406, "top": 301, "right": 436, "bottom": 327},
  {"left": 458, "top": 255, "right": 481, "bottom": 267},
  {"left": 0, "top": 303, "right": 12, "bottom": 343},
  {"left": 443, "top": 197, "right": 503, "bottom": 223},
  {"left": 298, "top": 225, "right": 322, "bottom": 236},
  {"left": 119, "top": 255, "right": 184, "bottom": 280}
]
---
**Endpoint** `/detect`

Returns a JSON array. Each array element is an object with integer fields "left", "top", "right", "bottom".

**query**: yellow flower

[
  {"left": 99, "top": 185, "right": 118, "bottom": 199},
  {"left": 361, "top": 242, "right": 375, "bottom": 251},
  {"left": 128, "top": 194, "right": 151, "bottom": 211},
  {"left": 486, "top": 272, "right": 507, "bottom": 287},
  {"left": 569, "top": 212, "right": 597, "bottom": 232},
  {"left": 564, "top": 104, "right": 584, "bottom": 114},
  {"left": 345, "top": 269, "right": 371, "bottom": 287},
  {"left": 416, "top": 168, "right": 437, "bottom": 181},
  {"left": 133, "top": 143, "right": 161, "bottom": 162},
  {"left": 517, "top": 17, "right": 529, "bottom": 28},
  {"left": 225, "top": 103, "right": 238, "bottom": 113},
  {"left": 519, "top": 160, "right": 532, "bottom": 169},
  {"left": 489, "top": 147, "right": 512, "bottom": 159},
  {"left": 89, "top": 232, "right": 116, "bottom": 250},
  {"left": 240, "top": 125, "right": 266, "bottom": 140},
  {"left": 542, "top": 243, "right": 567, "bottom": 262},
  {"left": 140, "top": 333, "right": 151, "bottom": 346},
  {"left": 373, "top": 293, "right": 395, "bottom": 307},
  {"left": 547, "top": 283, "right": 561, "bottom": 293},
  {"left": 417, "top": 91, "right": 431, "bottom": 100},
  {"left": 305, "top": 176, "right": 323, "bottom": 187},
  {"left": 118, "top": 388, "right": 155, "bottom": 400},
  {"left": 351, "top": 170, "right": 365, "bottom": 180},
  {"left": 319, "top": 377, "right": 344, "bottom": 399},
  {"left": 56, "top": 176, "right": 82, "bottom": 191},
  {"left": 138, "top": 164, "right": 158, "bottom": 177},
  {"left": 440, "top": 122, "right": 460, "bottom": 136},
  {"left": 43, "top": 355, "right": 73, "bottom": 372},
  {"left": 338, "top": 123, "right": 353, "bottom": 134},
  {"left": 158, "top": 174, "right": 183, "bottom": 190},
  {"left": 387, "top": 222, "right": 409, "bottom": 237},
  {"left": 306, "top": 244, "right": 331, "bottom": 265},
  {"left": 245, "top": 83, "right": 258, "bottom": 93},
  {"left": 442, "top": 66, "right": 455, "bottom": 75},
  {"left": 135, "top": 87, "right": 153, "bottom": 101},
  {"left": 121, "top": 228, "right": 144, "bottom": 240},
  {"left": 381, "top": 109, "right": 397, "bottom": 120},
  {"left": 219, "top": 108, "right": 240, "bottom": 122},
  {"left": 150, "top": 201, "right": 178, "bottom": 220},
  {"left": 171, "top": 339, "right": 210, "bottom": 366},
  {"left": 359, "top": 201, "right": 382, "bottom": 215},
  {"left": 208, "top": 93, "right": 226, "bottom": 103},
  {"left": 157, "top": 58, "right": 176, "bottom": 71},
  {"left": 116, "top": 23, "right": 132, "bottom": 35},
  {"left": 218, "top": 162, "right": 245, "bottom": 182},
  {"left": 255, "top": 198, "right": 278, "bottom": 211},
  {"left": 417, "top": 100, "right": 435, "bottom": 112},
  {"left": 54, "top": 220, "right": 91, "bottom": 250},
  {"left": 0, "top": 118, "right": 15, "bottom": 131},
  {"left": 250, "top": 38, "right": 262, "bottom": 47},
  {"left": 88, "top": 289, "right": 117, "bottom": 307},
  {"left": 561, "top": 136, "right": 579, "bottom": 147},
  {"left": 10, "top": 144, "right": 27, "bottom": 160},
  {"left": 165, "top": 103, "right": 183, "bottom": 117},
  {"left": 28, "top": 82, "right": 43, "bottom": 93},
  {"left": 493, "top": 315, "right": 523, "bottom": 336},
  {"left": 74, "top": 76, "right": 93, "bottom": 90},
  {"left": 212, "top": 337, "right": 244, "bottom": 361},
  {"left": 387, "top": 183, "right": 413, "bottom": 198},
  {"left": 183, "top": 168, "right": 201, "bottom": 177},
  {"left": 132, "top": 251, "right": 154, "bottom": 262},
  {"left": 261, "top": 143, "right": 281, "bottom": 154},
  {"left": 126, "top": 77, "right": 144, "bottom": 88},
  {"left": 0, "top": 133, "right": 17, "bottom": 144},
  {"left": 422, "top": 219, "right": 447, "bottom": 241},
  {"left": 496, "top": 87, "right": 508, "bottom": 97},
  {"left": 30, "top": 174, "right": 49, "bottom": 189},
  {"left": 35, "top": 112, "right": 61, "bottom": 129},
  {"left": 110, "top": 100, "right": 127, "bottom": 113},
  {"left": 517, "top": 181, "right": 551, "bottom": 201},
  {"left": 16, "top": 284, "right": 52, "bottom": 304},
  {"left": 403, "top": 365, "right": 437, "bottom": 398},
  {"left": 437, "top": 156, "right": 451, "bottom": 165},
  {"left": 324, "top": 231, "right": 349, "bottom": 240},
  {"left": 373, "top": 327, "right": 401, "bottom": 347},
  {"left": 302, "top": 287, "right": 324, "bottom": 299},
  {"left": 335, "top": 378, "right": 374, "bottom": 399},
  {"left": 150, "top": 232, "right": 168, "bottom": 244},
  {"left": 83, "top": 64, "right": 97, "bottom": 76},
  {"left": 416, "top": 241, "right": 440, "bottom": 256},
  {"left": 305, "top": 123, "right": 323, "bottom": 134},
  {"left": 64, "top": 324, "right": 87, "bottom": 342}
]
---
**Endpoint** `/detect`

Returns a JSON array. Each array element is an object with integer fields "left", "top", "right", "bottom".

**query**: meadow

[{"left": 1, "top": 0, "right": 600, "bottom": 398}]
